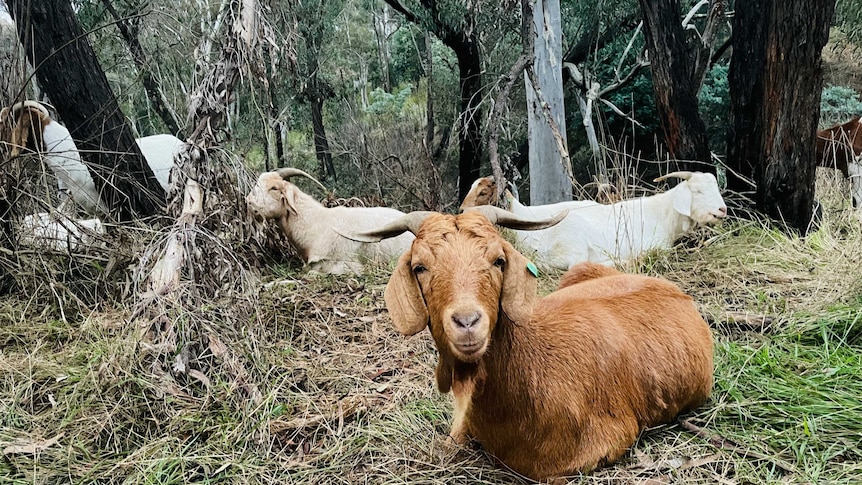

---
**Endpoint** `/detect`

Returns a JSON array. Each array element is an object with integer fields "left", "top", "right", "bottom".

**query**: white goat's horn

[
  {"left": 275, "top": 167, "right": 329, "bottom": 193},
  {"left": 335, "top": 211, "right": 436, "bottom": 243},
  {"left": 654, "top": 171, "right": 694, "bottom": 183},
  {"left": 466, "top": 205, "right": 569, "bottom": 231},
  {"left": 11, "top": 100, "right": 50, "bottom": 119}
]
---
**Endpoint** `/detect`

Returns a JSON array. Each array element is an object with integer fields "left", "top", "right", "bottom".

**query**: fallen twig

[{"left": 680, "top": 418, "right": 797, "bottom": 475}]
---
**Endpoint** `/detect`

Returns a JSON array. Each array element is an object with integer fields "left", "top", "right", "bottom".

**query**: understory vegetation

[{"left": 0, "top": 171, "right": 859, "bottom": 484}]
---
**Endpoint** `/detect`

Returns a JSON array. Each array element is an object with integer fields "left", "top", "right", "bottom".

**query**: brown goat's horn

[
  {"left": 466, "top": 205, "right": 568, "bottom": 231},
  {"left": 334, "top": 211, "right": 436, "bottom": 243},
  {"left": 653, "top": 171, "right": 694, "bottom": 183},
  {"left": 11, "top": 101, "right": 50, "bottom": 119},
  {"left": 275, "top": 167, "right": 329, "bottom": 193}
]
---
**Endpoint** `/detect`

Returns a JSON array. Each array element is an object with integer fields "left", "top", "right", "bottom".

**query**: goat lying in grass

[
  {"left": 462, "top": 172, "right": 727, "bottom": 269},
  {"left": 345, "top": 207, "right": 714, "bottom": 481},
  {"left": 246, "top": 168, "right": 414, "bottom": 275},
  {"left": 5, "top": 101, "right": 184, "bottom": 215}
]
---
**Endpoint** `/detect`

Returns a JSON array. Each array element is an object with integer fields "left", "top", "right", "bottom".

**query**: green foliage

[
  {"left": 604, "top": 71, "right": 661, "bottom": 136},
  {"left": 835, "top": 0, "right": 862, "bottom": 45},
  {"left": 819, "top": 85, "right": 862, "bottom": 127},
  {"left": 366, "top": 85, "right": 414, "bottom": 117},
  {"left": 698, "top": 63, "right": 731, "bottom": 154}
]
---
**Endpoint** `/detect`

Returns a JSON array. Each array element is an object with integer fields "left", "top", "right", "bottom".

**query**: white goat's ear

[
  {"left": 384, "top": 250, "right": 428, "bottom": 336},
  {"left": 500, "top": 240, "right": 536, "bottom": 324},
  {"left": 281, "top": 184, "right": 299, "bottom": 215},
  {"left": 672, "top": 183, "right": 693, "bottom": 217}
]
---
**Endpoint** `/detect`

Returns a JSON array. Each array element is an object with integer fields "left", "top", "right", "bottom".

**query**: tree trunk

[
  {"left": 99, "top": 0, "right": 182, "bottom": 137},
  {"left": 374, "top": 5, "right": 392, "bottom": 93},
  {"left": 310, "top": 90, "right": 335, "bottom": 181},
  {"left": 638, "top": 0, "right": 711, "bottom": 170},
  {"left": 9, "top": 0, "right": 164, "bottom": 220},
  {"left": 446, "top": 33, "right": 483, "bottom": 201},
  {"left": 421, "top": 30, "right": 434, "bottom": 152},
  {"left": 527, "top": 0, "right": 571, "bottom": 205},
  {"left": 727, "top": 0, "right": 834, "bottom": 234}
]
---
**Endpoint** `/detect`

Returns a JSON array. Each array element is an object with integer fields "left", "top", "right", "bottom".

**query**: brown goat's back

[
  {"left": 467, "top": 272, "right": 713, "bottom": 479},
  {"left": 557, "top": 261, "right": 621, "bottom": 289}
]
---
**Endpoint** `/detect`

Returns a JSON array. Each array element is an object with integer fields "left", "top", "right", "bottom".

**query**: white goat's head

[
  {"left": 246, "top": 168, "right": 328, "bottom": 220},
  {"left": 655, "top": 171, "right": 727, "bottom": 225},
  {"left": 344, "top": 207, "right": 566, "bottom": 382}
]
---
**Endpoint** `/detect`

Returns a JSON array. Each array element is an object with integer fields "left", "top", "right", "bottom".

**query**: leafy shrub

[{"left": 819, "top": 85, "right": 862, "bottom": 127}]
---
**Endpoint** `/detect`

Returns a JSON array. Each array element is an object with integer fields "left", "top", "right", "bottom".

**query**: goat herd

[{"left": 3, "top": 100, "right": 862, "bottom": 480}]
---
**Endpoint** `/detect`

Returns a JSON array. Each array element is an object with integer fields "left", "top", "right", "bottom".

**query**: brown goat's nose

[{"left": 452, "top": 311, "right": 481, "bottom": 329}]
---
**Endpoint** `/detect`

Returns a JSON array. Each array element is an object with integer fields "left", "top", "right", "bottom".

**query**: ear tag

[{"left": 526, "top": 261, "right": 539, "bottom": 278}]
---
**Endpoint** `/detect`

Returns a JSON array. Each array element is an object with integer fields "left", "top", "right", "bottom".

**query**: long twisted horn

[
  {"left": 653, "top": 171, "right": 694, "bottom": 183},
  {"left": 465, "top": 205, "right": 568, "bottom": 231},
  {"left": 275, "top": 167, "right": 329, "bottom": 193},
  {"left": 335, "top": 211, "right": 436, "bottom": 243}
]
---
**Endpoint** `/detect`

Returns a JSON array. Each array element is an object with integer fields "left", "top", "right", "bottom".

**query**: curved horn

[
  {"left": 275, "top": 167, "right": 329, "bottom": 193},
  {"left": 335, "top": 211, "right": 436, "bottom": 243},
  {"left": 11, "top": 101, "right": 50, "bottom": 119},
  {"left": 654, "top": 171, "right": 694, "bottom": 183},
  {"left": 465, "top": 205, "right": 568, "bottom": 231}
]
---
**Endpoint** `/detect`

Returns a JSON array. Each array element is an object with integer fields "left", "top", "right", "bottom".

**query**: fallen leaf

[{"left": 3, "top": 433, "right": 64, "bottom": 455}]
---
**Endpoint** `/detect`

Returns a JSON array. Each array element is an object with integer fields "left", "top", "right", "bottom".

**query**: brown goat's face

[
  {"left": 459, "top": 176, "right": 496, "bottom": 211},
  {"left": 408, "top": 213, "right": 511, "bottom": 362},
  {"left": 246, "top": 173, "right": 291, "bottom": 220}
]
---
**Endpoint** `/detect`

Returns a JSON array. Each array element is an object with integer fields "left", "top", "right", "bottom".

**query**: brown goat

[
  {"left": 816, "top": 116, "right": 862, "bottom": 177},
  {"left": 816, "top": 117, "right": 862, "bottom": 208},
  {"left": 365, "top": 210, "right": 714, "bottom": 480}
]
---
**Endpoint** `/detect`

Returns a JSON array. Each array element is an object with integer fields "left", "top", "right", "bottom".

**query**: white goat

[
  {"left": 246, "top": 168, "right": 415, "bottom": 275},
  {"left": 17, "top": 212, "right": 106, "bottom": 252},
  {"left": 519, "top": 171, "right": 727, "bottom": 268},
  {"left": 8, "top": 101, "right": 184, "bottom": 214}
]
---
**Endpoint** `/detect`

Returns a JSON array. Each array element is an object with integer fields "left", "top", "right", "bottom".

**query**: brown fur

[
  {"left": 384, "top": 213, "right": 714, "bottom": 481},
  {"left": 557, "top": 261, "right": 622, "bottom": 290},
  {"left": 816, "top": 116, "right": 862, "bottom": 177},
  {"left": 459, "top": 176, "right": 497, "bottom": 211},
  {"left": 8, "top": 106, "right": 48, "bottom": 156}
]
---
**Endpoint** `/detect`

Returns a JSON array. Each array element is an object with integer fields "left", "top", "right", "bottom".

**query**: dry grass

[{"left": 1, "top": 170, "right": 861, "bottom": 484}]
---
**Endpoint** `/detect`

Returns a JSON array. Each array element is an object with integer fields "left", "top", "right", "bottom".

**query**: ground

[{"left": 0, "top": 170, "right": 860, "bottom": 484}]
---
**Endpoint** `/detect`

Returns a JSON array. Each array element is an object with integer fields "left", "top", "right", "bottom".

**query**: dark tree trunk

[
  {"left": 310, "top": 86, "right": 335, "bottom": 182},
  {"left": 99, "top": 0, "right": 182, "bottom": 137},
  {"left": 9, "top": 0, "right": 164, "bottom": 220},
  {"left": 727, "top": 0, "right": 834, "bottom": 234},
  {"left": 445, "top": 32, "right": 483, "bottom": 201},
  {"left": 638, "top": 0, "right": 711, "bottom": 171},
  {"left": 382, "top": 0, "right": 483, "bottom": 202}
]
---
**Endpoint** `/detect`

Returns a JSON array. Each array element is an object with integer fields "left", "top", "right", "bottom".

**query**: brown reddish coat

[
  {"left": 816, "top": 116, "right": 862, "bottom": 177},
  {"left": 385, "top": 212, "right": 714, "bottom": 480}
]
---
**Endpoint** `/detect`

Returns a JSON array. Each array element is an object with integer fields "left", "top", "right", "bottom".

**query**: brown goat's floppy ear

[
  {"left": 384, "top": 250, "right": 428, "bottom": 336},
  {"left": 500, "top": 240, "right": 536, "bottom": 324}
]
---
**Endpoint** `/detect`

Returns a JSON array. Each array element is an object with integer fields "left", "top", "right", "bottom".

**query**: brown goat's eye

[
  {"left": 412, "top": 264, "right": 427, "bottom": 274},
  {"left": 494, "top": 257, "right": 505, "bottom": 268}
]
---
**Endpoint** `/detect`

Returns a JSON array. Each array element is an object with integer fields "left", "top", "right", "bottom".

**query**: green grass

[{"left": 1, "top": 172, "right": 862, "bottom": 483}]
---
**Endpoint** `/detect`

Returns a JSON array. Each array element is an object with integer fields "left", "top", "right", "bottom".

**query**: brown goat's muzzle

[{"left": 441, "top": 304, "right": 493, "bottom": 362}]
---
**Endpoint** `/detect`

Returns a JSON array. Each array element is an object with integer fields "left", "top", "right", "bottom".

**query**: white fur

[
  {"left": 18, "top": 212, "right": 105, "bottom": 252},
  {"left": 13, "top": 102, "right": 184, "bottom": 214},
  {"left": 510, "top": 172, "right": 727, "bottom": 268},
  {"left": 246, "top": 172, "right": 415, "bottom": 275}
]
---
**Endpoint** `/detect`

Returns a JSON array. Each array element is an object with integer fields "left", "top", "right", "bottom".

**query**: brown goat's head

[
  {"left": 340, "top": 207, "right": 565, "bottom": 390},
  {"left": 7, "top": 103, "right": 50, "bottom": 157},
  {"left": 459, "top": 176, "right": 497, "bottom": 211},
  {"left": 246, "top": 168, "right": 328, "bottom": 220}
]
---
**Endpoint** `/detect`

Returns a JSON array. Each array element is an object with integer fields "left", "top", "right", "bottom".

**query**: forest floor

[{"left": 1, "top": 170, "right": 861, "bottom": 484}]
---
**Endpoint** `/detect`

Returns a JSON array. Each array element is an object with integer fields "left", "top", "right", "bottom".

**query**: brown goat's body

[
  {"left": 375, "top": 213, "right": 714, "bottom": 481},
  {"left": 458, "top": 267, "right": 713, "bottom": 479},
  {"left": 816, "top": 116, "right": 862, "bottom": 177}
]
